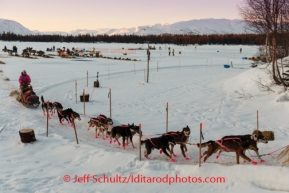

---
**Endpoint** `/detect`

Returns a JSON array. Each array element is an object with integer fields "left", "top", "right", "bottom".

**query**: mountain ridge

[{"left": 0, "top": 18, "right": 246, "bottom": 36}]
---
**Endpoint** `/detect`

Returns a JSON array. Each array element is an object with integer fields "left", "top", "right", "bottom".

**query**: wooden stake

[
  {"left": 75, "top": 80, "right": 77, "bottom": 103},
  {"left": 139, "top": 124, "right": 142, "bottom": 161},
  {"left": 46, "top": 106, "right": 49, "bottom": 137},
  {"left": 83, "top": 89, "right": 85, "bottom": 115},
  {"left": 72, "top": 114, "right": 79, "bottom": 144},
  {"left": 109, "top": 88, "right": 112, "bottom": 119},
  {"left": 157, "top": 61, "right": 158, "bottom": 72},
  {"left": 147, "top": 43, "right": 150, "bottom": 83},
  {"left": 179, "top": 60, "right": 180, "bottom": 69},
  {"left": 134, "top": 63, "right": 135, "bottom": 75},
  {"left": 257, "top": 110, "right": 259, "bottom": 132},
  {"left": 199, "top": 123, "right": 202, "bottom": 167},
  {"left": 86, "top": 70, "right": 88, "bottom": 87},
  {"left": 166, "top": 103, "right": 168, "bottom": 133}
]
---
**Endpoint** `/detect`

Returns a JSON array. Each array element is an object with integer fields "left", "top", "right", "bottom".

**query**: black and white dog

[
  {"left": 52, "top": 101, "right": 63, "bottom": 114},
  {"left": 141, "top": 135, "right": 176, "bottom": 162},
  {"left": 109, "top": 123, "right": 140, "bottom": 149},
  {"left": 41, "top": 96, "right": 53, "bottom": 118}
]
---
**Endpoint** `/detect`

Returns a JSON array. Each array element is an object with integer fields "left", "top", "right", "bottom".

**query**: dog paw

[
  {"left": 251, "top": 161, "right": 258, "bottom": 165},
  {"left": 185, "top": 157, "right": 190, "bottom": 161},
  {"left": 200, "top": 155, "right": 203, "bottom": 159},
  {"left": 109, "top": 140, "right": 112, "bottom": 144},
  {"left": 260, "top": 159, "right": 265, "bottom": 163},
  {"left": 170, "top": 158, "right": 176, "bottom": 163},
  {"left": 133, "top": 146, "right": 136, "bottom": 149},
  {"left": 95, "top": 135, "right": 98, "bottom": 138},
  {"left": 102, "top": 138, "right": 105, "bottom": 140},
  {"left": 216, "top": 155, "right": 219, "bottom": 159},
  {"left": 87, "top": 128, "right": 90, "bottom": 130},
  {"left": 144, "top": 155, "right": 151, "bottom": 160},
  {"left": 159, "top": 150, "right": 163, "bottom": 154},
  {"left": 106, "top": 136, "right": 109, "bottom": 138}
]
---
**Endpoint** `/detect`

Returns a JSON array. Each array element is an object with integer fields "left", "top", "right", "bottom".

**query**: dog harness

[
  {"left": 149, "top": 138, "right": 159, "bottom": 148},
  {"left": 215, "top": 137, "right": 242, "bottom": 152}
]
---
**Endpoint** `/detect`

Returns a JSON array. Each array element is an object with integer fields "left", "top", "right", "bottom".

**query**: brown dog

[
  {"left": 162, "top": 125, "right": 191, "bottom": 160},
  {"left": 196, "top": 135, "right": 259, "bottom": 165}
]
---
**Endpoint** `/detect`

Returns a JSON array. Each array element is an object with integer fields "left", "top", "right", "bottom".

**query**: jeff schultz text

[{"left": 64, "top": 174, "right": 226, "bottom": 185}]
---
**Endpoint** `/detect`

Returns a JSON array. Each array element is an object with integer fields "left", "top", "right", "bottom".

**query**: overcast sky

[{"left": 0, "top": 0, "right": 244, "bottom": 32}]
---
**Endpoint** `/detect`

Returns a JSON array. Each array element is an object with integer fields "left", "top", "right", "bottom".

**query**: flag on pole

[{"left": 200, "top": 123, "right": 204, "bottom": 140}]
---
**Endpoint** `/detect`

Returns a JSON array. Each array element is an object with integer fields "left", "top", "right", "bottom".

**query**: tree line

[{"left": 0, "top": 32, "right": 266, "bottom": 45}]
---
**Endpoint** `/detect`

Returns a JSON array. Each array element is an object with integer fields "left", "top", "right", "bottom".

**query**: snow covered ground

[{"left": 0, "top": 42, "right": 289, "bottom": 193}]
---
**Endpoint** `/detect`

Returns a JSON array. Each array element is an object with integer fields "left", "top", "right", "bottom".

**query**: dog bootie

[
  {"left": 95, "top": 135, "right": 98, "bottom": 138},
  {"left": 260, "top": 159, "right": 265, "bottom": 163},
  {"left": 216, "top": 155, "right": 220, "bottom": 159},
  {"left": 170, "top": 158, "right": 176, "bottom": 163},
  {"left": 251, "top": 161, "right": 258, "bottom": 165},
  {"left": 87, "top": 127, "right": 90, "bottom": 130},
  {"left": 173, "top": 154, "right": 177, "bottom": 157},
  {"left": 109, "top": 140, "right": 112, "bottom": 144},
  {"left": 185, "top": 157, "right": 190, "bottom": 161},
  {"left": 144, "top": 155, "right": 151, "bottom": 160},
  {"left": 159, "top": 150, "right": 163, "bottom": 154},
  {"left": 200, "top": 155, "right": 203, "bottom": 158}
]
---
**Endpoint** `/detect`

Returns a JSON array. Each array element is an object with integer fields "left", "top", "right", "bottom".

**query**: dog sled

[{"left": 19, "top": 85, "right": 40, "bottom": 108}]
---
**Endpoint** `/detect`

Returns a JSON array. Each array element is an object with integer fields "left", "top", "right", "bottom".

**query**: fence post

[
  {"left": 109, "top": 88, "right": 112, "bottom": 119},
  {"left": 199, "top": 123, "right": 202, "bottom": 167},
  {"left": 46, "top": 106, "right": 49, "bottom": 137},
  {"left": 72, "top": 114, "right": 79, "bottom": 144},
  {"left": 83, "top": 89, "right": 85, "bottom": 115},
  {"left": 139, "top": 124, "right": 142, "bottom": 161},
  {"left": 166, "top": 103, "right": 168, "bottom": 133},
  {"left": 75, "top": 80, "right": 77, "bottom": 103}
]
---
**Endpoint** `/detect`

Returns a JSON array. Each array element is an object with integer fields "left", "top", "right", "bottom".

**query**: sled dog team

[{"left": 40, "top": 95, "right": 288, "bottom": 166}]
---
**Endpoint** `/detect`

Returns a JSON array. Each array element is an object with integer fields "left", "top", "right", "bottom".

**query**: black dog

[
  {"left": 141, "top": 135, "right": 176, "bottom": 162},
  {"left": 41, "top": 96, "right": 53, "bottom": 118},
  {"left": 109, "top": 123, "right": 140, "bottom": 149},
  {"left": 57, "top": 108, "right": 81, "bottom": 126},
  {"left": 163, "top": 125, "right": 191, "bottom": 160},
  {"left": 52, "top": 101, "right": 63, "bottom": 114}
]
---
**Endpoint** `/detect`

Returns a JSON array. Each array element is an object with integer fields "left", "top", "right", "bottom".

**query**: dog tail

[
  {"left": 41, "top": 95, "right": 44, "bottom": 103},
  {"left": 275, "top": 147, "right": 289, "bottom": 161},
  {"left": 196, "top": 140, "right": 214, "bottom": 148}
]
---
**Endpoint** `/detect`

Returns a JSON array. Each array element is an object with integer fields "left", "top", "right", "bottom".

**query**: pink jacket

[{"left": 18, "top": 74, "right": 31, "bottom": 84}]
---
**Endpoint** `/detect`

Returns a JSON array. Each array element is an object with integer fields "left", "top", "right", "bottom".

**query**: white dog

[{"left": 275, "top": 146, "right": 289, "bottom": 166}]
